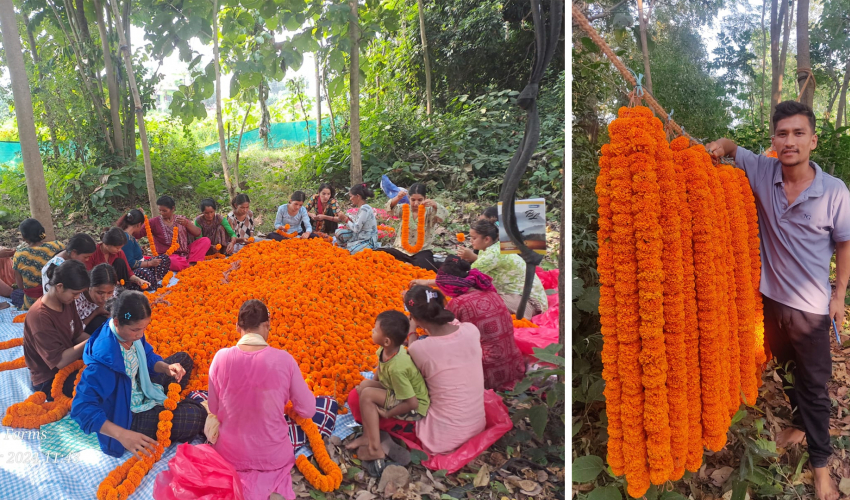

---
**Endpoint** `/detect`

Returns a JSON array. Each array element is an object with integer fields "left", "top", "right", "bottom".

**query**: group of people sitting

[{"left": 0, "top": 181, "right": 552, "bottom": 499}]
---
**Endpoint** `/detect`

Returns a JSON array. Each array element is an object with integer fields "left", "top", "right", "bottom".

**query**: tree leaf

[
  {"left": 587, "top": 485, "right": 622, "bottom": 500},
  {"left": 410, "top": 449, "right": 428, "bottom": 465},
  {"left": 576, "top": 286, "right": 600, "bottom": 313},
  {"left": 527, "top": 405, "right": 548, "bottom": 438},
  {"left": 572, "top": 455, "right": 604, "bottom": 483}
]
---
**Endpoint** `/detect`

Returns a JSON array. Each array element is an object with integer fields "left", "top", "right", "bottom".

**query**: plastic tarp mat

[{"left": 347, "top": 389, "right": 512, "bottom": 474}]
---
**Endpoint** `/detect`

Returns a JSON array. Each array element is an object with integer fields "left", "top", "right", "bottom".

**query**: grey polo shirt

[{"left": 735, "top": 147, "right": 850, "bottom": 315}]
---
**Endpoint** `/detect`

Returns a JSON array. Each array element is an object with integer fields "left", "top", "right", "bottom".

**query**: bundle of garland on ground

[{"left": 596, "top": 106, "right": 768, "bottom": 498}]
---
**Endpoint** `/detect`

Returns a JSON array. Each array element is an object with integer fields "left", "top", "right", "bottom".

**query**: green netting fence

[
  {"left": 0, "top": 117, "right": 334, "bottom": 168},
  {"left": 0, "top": 141, "right": 22, "bottom": 167},
  {"left": 202, "top": 118, "right": 334, "bottom": 153}
]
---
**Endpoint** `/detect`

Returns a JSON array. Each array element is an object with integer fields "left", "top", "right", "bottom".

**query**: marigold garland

[
  {"left": 671, "top": 137, "right": 703, "bottom": 473},
  {"left": 165, "top": 227, "right": 180, "bottom": 256},
  {"left": 12, "top": 313, "right": 26, "bottom": 323},
  {"left": 0, "top": 338, "right": 23, "bottom": 350},
  {"left": 400, "top": 204, "right": 427, "bottom": 254},
  {"left": 144, "top": 215, "right": 158, "bottom": 257},
  {"left": 596, "top": 142, "right": 624, "bottom": 476},
  {"left": 598, "top": 107, "right": 763, "bottom": 497},
  {"left": 608, "top": 107, "right": 650, "bottom": 497},
  {"left": 2, "top": 360, "right": 84, "bottom": 428},
  {"left": 96, "top": 383, "right": 180, "bottom": 500},
  {"left": 286, "top": 403, "right": 343, "bottom": 491},
  {"left": 277, "top": 224, "right": 299, "bottom": 239}
]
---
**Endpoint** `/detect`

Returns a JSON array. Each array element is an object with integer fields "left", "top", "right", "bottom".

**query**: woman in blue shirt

[
  {"left": 267, "top": 191, "right": 316, "bottom": 241},
  {"left": 116, "top": 209, "right": 171, "bottom": 290}
]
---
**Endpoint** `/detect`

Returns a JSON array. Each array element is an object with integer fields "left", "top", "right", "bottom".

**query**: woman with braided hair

[{"left": 410, "top": 257, "right": 525, "bottom": 391}]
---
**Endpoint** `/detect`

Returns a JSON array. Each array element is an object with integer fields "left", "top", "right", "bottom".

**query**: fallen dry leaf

[
  {"left": 536, "top": 470, "right": 549, "bottom": 483},
  {"left": 473, "top": 464, "right": 491, "bottom": 488},
  {"left": 721, "top": 490, "right": 749, "bottom": 500},
  {"left": 710, "top": 466, "right": 734, "bottom": 487},
  {"left": 839, "top": 477, "right": 850, "bottom": 496},
  {"left": 355, "top": 491, "right": 378, "bottom": 500},
  {"left": 379, "top": 465, "right": 411, "bottom": 496}
]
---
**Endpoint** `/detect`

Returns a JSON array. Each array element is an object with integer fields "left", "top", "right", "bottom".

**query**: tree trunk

[
  {"left": 234, "top": 103, "right": 252, "bottom": 181},
  {"left": 108, "top": 0, "right": 157, "bottom": 216},
  {"left": 211, "top": 0, "right": 236, "bottom": 199},
  {"left": 73, "top": 0, "right": 92, "bottom": 43},
  {"left": 93, "top": 0, "right": 125, "bottom": 160},
  {"left": 769, "top": 0, "right": 788, "bottom": 135},
  {"left": 315, "top": 53, "right": 322, "bottom": 146},
  {"left": 47, "top": 0, "right": 114, "bottom": 153},
  {"left": 0, "top": 0, "right": 56, "bottom": 240},
  {"left": 349, "top": 0, "right": 362, "bottom": 185},
  {"left": 760, "top": 0, "right": 767, "bottom": 128},
  {"left": 780, "top": 0, "right": 794, "bottom": 86},
  {"left": 323, "top": 66, "right": 338, "bottom": 138},
  {"left": 296, "top": 85, "right": 312, "bottom": 148},
  {"left": 836, "top": 60, "right": 850, "bottom": 131},
  {"left": 23, "top": 12, "right": 61, "bottom": 159},
  {"left": 636, "top": 0, "right": 652, "bottom": 94},
  {"left": 259, "top": 80, "right": 270, "bottom": 148},
  {"left": 416, "top": 0, "right": 432, "bottom": 116},
  {"left": 796, "top": 0, "right": 813, "bottom": 108}
]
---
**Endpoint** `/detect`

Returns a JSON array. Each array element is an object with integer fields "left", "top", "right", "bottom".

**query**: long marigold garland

[
  {"left": 670, "top": 137, "right": 703, "bottom": 472},
  {"left": 597, "top": 143, "right": 624, "bottom": 476},
  {"left": 400, "top": 204, "right": 427, "bottom": 254},
  {"left": 2, "top": 360, "right": 84, "bottom": 428},
  {"left": 608, "top": 107, "right": 650, "bottom": 497},
  {"left": 144, "top": 215, "right": 158, "bottom": 257},
  {"left": 286, "top": 403, "right": 343, "bottom": 492},
  {"left": 599, "top": 107, "right": 764, "bottom": 497},
  {"left": 97, "top": 383, "right": 181, "bottom": 500}
]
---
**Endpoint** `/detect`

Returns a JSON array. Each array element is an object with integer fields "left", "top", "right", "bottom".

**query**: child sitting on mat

[{"left": 345, "top": 310, "right": 430, "bottom": 472}]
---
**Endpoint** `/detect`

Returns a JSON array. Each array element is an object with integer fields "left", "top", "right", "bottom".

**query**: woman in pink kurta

[
  {"left": 405, "top": 286, "right": 486, "bottom": 456},
  {"left": 208, "top": 300, "right": 316, "bottom": 500}
]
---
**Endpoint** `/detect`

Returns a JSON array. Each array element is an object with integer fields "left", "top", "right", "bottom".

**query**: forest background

[{"left": 572, "top": 0, "right": 850, "bottom": 499}]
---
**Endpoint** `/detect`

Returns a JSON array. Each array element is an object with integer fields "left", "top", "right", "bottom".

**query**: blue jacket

[
  {"left": 70, "top": 321, "right": 163, "bottom": 457},
  {"left": 121, "top": 232, "right": 143, "bottom": 269}
]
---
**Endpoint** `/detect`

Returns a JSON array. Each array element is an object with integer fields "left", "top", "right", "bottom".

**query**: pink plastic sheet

[
  {"left": 153, "top": 443, "right": 244, "bottom": 500},
  {"left": 347, "top": 389, "right": 513, "bottom": 474}
]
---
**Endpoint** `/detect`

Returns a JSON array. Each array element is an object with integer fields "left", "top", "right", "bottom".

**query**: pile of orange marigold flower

[
  {"left": 142, "top": 237, "right": 435, "bottom": 410},
  {"left": 596, "top": 106, "right": 768, "bottom": 498}
]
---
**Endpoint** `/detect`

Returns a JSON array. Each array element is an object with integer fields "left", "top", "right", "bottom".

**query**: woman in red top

[
  {"left": 88, "top": 228, "right": 150, "bottom": 291},
  {"left": 411, "top": 256, "right": 525, "bottom": 391}
]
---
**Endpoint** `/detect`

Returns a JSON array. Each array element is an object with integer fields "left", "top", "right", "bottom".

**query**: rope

[
  {"left": 572, "top": 4, "right": 698, "bottom": 146},
  {"left": 796, "top": 67, "right": 815, "bottom": 102}
]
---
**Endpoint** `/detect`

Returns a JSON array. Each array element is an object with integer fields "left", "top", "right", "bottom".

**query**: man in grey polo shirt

[{"left": 706, "top": 101, "right": 850, "bottom": 500}]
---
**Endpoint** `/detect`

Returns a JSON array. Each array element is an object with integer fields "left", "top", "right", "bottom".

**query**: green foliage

[
  {"left": 509, "top": 344, "right": 564, "bottom": 441},
  {"left": 296, "top": 71, "right": 564, "bottom": 218}
]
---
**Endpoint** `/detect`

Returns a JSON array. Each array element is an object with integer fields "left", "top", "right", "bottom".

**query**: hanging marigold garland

[
  {"left": 739, "top": 168, "right": 769, "bottom": 383},
  {"left": 670, "top": 137, "right": 703, "bottom": 472},
  {"left": 144, "top": 215, "right": 158, "bottom": 257},
  {"left": 596, "top": 143, "right": 624, "bottom": 476},
  {"left": 286, "top": 403, "right": 343, "bottom": 492},
  {"left": 2, "top": 360, "right": 84, "bottom": 428},
  {"left": 608, "top": 107, "right": 650, "bottom": 497},
  {"left": 165, "top": 227, "right": 180, "bottom": 256},
  {"left": 599, "top": 107, "right": 764, "bottom": 497},
  {"left": 655, "top": 139, "right": 688, "bottom": 481},
  {"left": 97, "top": 383, "right": 181, "bottom": 500},
  {"left": 400, "top": 204, "right": 427, "bottom": 254}
]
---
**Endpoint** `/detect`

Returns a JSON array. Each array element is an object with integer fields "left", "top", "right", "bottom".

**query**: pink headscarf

[{"left": 435, "top": 268, "right": 497, "bottom": 298}]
